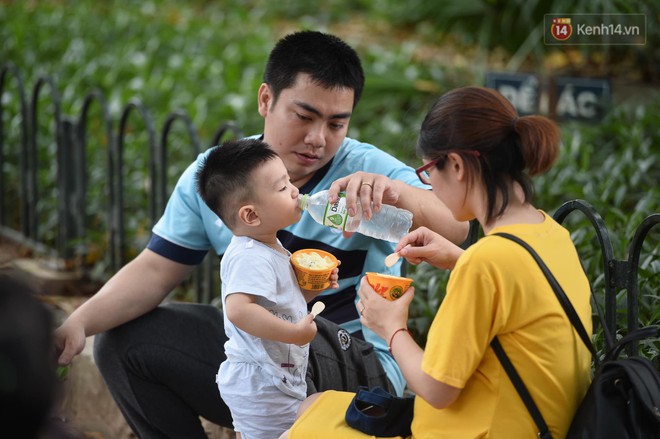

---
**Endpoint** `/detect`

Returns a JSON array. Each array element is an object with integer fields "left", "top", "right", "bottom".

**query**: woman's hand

[
  {"left": 395, "top": 227, "right": 464, "bottom": 270},
  {"left": 356, "top": 276, "right": 414, "bottom": 342}
]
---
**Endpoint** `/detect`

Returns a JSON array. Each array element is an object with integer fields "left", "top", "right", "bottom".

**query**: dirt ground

[{"left": 1, "top": 233, "right": 235, "bottom": 439}]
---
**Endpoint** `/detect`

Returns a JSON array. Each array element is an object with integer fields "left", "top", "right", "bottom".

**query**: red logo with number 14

[{"left": 551, "top": 17, "right": 573, "bottom": 41}]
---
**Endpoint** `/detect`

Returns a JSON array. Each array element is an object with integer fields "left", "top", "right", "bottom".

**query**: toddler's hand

[
  {"left": 326, "top": 262, "right": 340, "bottom": 289},
  {"left": 294, "top": 313, "right": 318, "bottom": 346}
]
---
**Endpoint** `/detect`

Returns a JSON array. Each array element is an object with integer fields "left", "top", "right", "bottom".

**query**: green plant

[
  {"left": 362, "top": 0, "right": 659, "bottom": 81},
  {"left": 0, "top": 1, "right": 657, "bottom": 351}
]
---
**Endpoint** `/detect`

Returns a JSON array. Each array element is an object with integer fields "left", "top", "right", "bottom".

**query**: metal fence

[
  {"left": 1, "top": 62, "right": 242, "bottom": 303},
  {"left": 1, "top": 63, "right": 658, "bottom": 353},
  {"left": 552, "top": 201, "right": 658, "bottom": 356}
]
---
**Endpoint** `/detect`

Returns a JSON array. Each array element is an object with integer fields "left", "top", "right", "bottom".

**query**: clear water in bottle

[{"left": 299, "top": 190, "right": 413, "bottom": 243}]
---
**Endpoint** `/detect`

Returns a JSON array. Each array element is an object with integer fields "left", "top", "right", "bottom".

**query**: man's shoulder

[
  {"left": 339, "top": 137, "right": 379, "bottom": 153},
  {"left": 334, "top": 137, "right": 414, "bottom": 177},
  {"left": 335, "top": 137, "right": 393, "bottom": 163},
  {"left": 176, "top": 144, "right": 225, "bottom": 190}
]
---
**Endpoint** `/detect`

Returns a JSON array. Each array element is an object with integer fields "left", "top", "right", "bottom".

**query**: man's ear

[
  {"left": 257, "top": 83, "right": 271, "bottom": 117},
  {"left": 238, "top": 204, "right": 261, "bottom": 227}
]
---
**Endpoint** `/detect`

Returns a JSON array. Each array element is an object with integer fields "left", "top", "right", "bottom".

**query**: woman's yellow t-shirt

[
  {"left": 289, "top": 213, "right": 592, "bottom": 439},
  {"left": 415, "top": 213, "right": 592, "bottom": 438}
]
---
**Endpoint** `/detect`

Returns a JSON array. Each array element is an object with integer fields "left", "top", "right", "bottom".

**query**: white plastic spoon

[
  {"left": 384, "top": 245, "right": 410, "bottom": 268},
  {"left": 311, "top": 301, "right": 325, "bottom": 318},
  {"left": 384, "top": 251, "right": 401, "bottom": 268}
]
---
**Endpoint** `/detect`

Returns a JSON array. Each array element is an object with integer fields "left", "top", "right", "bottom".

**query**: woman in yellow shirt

[{"left": 281, "top": 86, "right": 592, "bottom": 439}]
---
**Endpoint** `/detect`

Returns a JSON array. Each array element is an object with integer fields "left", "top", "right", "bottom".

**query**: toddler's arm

[{"left": 225, "top": 292, "right": 317, "bottom": 346}]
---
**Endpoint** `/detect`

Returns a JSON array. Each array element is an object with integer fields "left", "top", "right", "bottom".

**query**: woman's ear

[
  {"left": 238, "top": 204, "right": 261, "bottom": 227},
  {"left": 447, "top": 153, "right": 466, "bottom": 182}
]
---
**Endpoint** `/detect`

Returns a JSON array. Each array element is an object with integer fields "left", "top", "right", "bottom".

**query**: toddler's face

[{"left": 251, "top": 156, "right": 301, "bottom": 231}]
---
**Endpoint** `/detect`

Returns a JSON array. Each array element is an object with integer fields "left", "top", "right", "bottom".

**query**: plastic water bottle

[{"left": 299, "top": 190, "right": 413, "bottom": 243}]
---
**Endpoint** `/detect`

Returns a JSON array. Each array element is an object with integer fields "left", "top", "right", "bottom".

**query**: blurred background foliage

[{"left": 1, "top": 0, "right": 658, "bottom": 354}]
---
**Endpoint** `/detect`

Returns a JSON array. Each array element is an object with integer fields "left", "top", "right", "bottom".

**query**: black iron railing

[
  {"left": 1, "top": 63, "right": 658, "bottom": 351},
  {"left": 553, "top": 200, "right": 659, "bottom": 356},
  {"left": 1, "top": 62, "right": 241, "bottom": 303}
]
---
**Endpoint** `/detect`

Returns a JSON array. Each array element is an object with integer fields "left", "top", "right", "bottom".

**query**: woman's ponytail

[{"left": 513, "top": 115, "right": 560, "bottom": 176}]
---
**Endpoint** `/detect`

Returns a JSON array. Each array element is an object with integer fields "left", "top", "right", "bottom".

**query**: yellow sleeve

[{"left": 421, "top": 243, "right": 506, "bottom": 388}]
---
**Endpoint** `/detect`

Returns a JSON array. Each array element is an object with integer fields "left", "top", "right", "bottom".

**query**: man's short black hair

[{"left": 264, "top": 30, "right": 365, "bottom": 109}]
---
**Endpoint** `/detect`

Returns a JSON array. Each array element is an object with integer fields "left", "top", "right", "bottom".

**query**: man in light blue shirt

[{"left": 55, "top": 30, "right": 468, "bottom": 438}]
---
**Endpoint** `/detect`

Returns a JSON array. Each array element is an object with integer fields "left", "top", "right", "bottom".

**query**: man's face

[{"left": 259, "top": 73, "right": 354, "bottom": 188}]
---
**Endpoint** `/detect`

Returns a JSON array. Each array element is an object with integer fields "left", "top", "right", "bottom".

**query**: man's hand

[
  {"left": 54, "top": 319, "right": 87, "bottom": 366},
  {"left": 328, "top": 171, "right": 470, "bottom": 245},
  {"left": 328, "top": 172, "right": 401, "bottom": 221}
]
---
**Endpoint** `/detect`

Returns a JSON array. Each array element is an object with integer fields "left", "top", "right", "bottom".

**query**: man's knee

[{"left": 93, "top": 327, "right": 123, "bottom": 372}]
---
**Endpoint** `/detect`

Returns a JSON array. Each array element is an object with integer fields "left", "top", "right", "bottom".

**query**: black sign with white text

[
  {"left": 485, "top": 72, "right": 539, "bottom": 116},
  {"left": 551, "top": 76, "right": 611, "bottom": 121}
]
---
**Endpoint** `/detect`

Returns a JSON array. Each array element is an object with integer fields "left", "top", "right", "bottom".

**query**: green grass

[{"left": 1, "top": 1, "right": 658, "bottom": 355}]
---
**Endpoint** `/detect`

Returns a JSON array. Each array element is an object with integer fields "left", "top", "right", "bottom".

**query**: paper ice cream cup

[
  {"left": 365, "top": 272, "right": 413, "bottom": 300},
  {"left": 291, "top": 249, "right": 339, "bottom": 291}
]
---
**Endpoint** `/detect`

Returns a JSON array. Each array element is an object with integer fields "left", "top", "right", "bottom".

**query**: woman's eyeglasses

[{"left": 415, "top": 150, "right": 480, "bottom": 185}]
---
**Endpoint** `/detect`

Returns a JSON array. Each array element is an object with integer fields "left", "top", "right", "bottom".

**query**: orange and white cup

[
  {"left": 365, "top": 272, "right": 413, "bottom": 300},
  {"left": 291, "top": 249, "right": 339, "bottom": 291}
]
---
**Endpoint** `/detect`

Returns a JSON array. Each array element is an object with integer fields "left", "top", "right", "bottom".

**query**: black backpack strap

[
  {"left": 490, "top": 232, "right": 660, "bottom": 436},
  {"left": 488, "top": 231, "right": 598, "bottom": 439},
  {"left": 615, "top": 357, "right": 660, "bottom": 414},
  {"left": 493, "top": 232, "right": 599, "bottom": 361},
  {"left": 607, "top": 326, "right": 659, "bottom": 360},
  {"left": 491, "top": 337, "right": 553, "bottom": 439}
]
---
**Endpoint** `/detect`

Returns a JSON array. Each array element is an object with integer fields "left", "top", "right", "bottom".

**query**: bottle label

[{"left": 323, "top": 192, "right": 349, "bottom": 231}]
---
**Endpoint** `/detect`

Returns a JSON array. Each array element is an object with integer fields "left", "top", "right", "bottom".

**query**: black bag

[
  {"left": 345, "top": 386, "right": 414, "bottom": 437},
  {"left": 565, "top": 331, "right": 660, "bottom": 439},
  {"left": 493, "top": 232, "right": 660, "bottom": 439}
]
